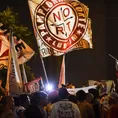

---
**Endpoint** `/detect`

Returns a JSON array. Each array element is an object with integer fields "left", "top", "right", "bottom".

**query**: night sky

[{"left": 0, "top": 0, "right": 118, "bottom": 88}]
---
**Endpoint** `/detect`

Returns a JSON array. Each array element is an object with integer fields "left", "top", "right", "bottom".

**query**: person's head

[
  {"left": 86, "top": 93, "right": 94, "bottom": 103},
  {"left": 13, "top": 96, "right": 21, "bottom": 106},
  {"left": 48, "top": 90, "right": 59, "bottom": 104},
  {"left": 25, "top": 105, "right": 43, "bottom": 118},
  {"left": 82, "top": 84, "right": 86, "bottom": 87},
  {"left": 66, "top": 83, "right": 75, "bottom": 89},
  {"left": 68, "top": 94, "right": 78, "bottom": 104},
  {"left": 19, "top": 94, "right": 30, "bottom": 108},
  {"left": 88, "top": 88, "right": 99, "bottom": 99},
  {"left": 0, "top": 96, "right": 14, "bottom": 110},
  {"left": 31, "top": 91, "right": 48, "bottom": 107},
  {"left": 108, "top": 92, "right": 118, "bottom": 105},
  {"left": 76, "top": 90, "right": 86, "bottom": 102},
  {"left": 58, "top": 88, "right": 69, "bottom": 99}
]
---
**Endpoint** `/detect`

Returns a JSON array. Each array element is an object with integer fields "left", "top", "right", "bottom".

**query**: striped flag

[{"left": 6, "top": 30, "right": 23, "bottom": 96}]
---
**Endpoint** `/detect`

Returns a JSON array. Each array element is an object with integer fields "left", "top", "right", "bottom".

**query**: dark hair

[
  {"left": 76, "top": 90, "right": 86, "bottom": 102},
  {"left": 30, "top": 91, "right": 48, "bottom": 105},
  {"left": 58, "top": 88, "right": 69, "bottom": 99},
  {"left": 13, "top": 96, "right": 21, "bottom": 106},
  {"left": 19, "top": 94, "right": 29, "bottom": 105},
  {"left": 88, "top": 88, "right": 99, "bottom": 99},
  {"left": 68, "top": 95, "right": 78, "bottom": 104}
]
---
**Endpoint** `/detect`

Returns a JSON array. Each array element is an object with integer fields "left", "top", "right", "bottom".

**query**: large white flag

[
  {"left": 28, "top": 0, "right": 93, "bottom": 57},
  {"left": 6, "top": 31, "right": 23, "bottom": 96}
]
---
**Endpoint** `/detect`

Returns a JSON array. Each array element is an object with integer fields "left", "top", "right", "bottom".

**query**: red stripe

[{"left": 0, "top": 50, "right": 9, "bottom": 57}]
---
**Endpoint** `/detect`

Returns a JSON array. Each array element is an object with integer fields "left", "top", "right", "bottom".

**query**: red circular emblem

[{"left": 34, "top": 0, "right": 88, "bottom": 52}]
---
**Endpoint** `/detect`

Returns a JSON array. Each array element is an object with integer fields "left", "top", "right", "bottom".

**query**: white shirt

[{"left": 50, "top": 99, "right": 81, "bottom": 118}]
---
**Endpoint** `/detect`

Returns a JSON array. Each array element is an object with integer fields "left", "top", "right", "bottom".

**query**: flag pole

[
  {"left": 40, "top": 56, "right": 49, "bottom": 85},
  {"left": 5, "top": 40, "right": 11, "bottom": 96},
  {"left": 109, "top": 54, "right": 118, "bottom": 83},
  {"left": 109, "top": 54, "right": 118, "bottom": 60},
  {"left": 21, "top": 64, "right": 28, "bottom": 84},
  {"left": 58, "top": 54, "right": 66, "bottom": 88},
  {"left": 21, "top": 64, "right": 28, "bottom": 93}
]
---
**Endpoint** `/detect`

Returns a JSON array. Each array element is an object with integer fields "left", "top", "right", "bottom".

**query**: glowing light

[{"left": 45, "top": 83, "right": 53, "bottom": 91}]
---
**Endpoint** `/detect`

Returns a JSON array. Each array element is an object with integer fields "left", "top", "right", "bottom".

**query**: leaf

[
  {"left": 0, "top": 7, "right": 31, "bottom": 40},
  {"left": 0, "top": 7, "right": 17, "bottom": 28}
]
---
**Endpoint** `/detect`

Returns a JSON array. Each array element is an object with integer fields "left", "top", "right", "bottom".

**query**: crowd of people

[{"left": 0, "top": 84, "right": 118, "bottom": 118}]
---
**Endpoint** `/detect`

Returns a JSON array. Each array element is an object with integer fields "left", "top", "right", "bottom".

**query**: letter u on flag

[{"left": 28, "top": 0, "right": 93, "bottom": 57}]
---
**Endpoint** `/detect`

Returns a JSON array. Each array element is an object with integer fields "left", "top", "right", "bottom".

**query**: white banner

[{"left": 67, "top": 85, "right": 97, "bottom": 95}]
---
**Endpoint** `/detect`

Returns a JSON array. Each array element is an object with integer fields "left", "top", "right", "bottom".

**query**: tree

[
  {"left": 0, "top": 7, "right": 31, "bottom": 38},
  {"left": 0, "top": 7, "right": 35, "bottom": 85}
]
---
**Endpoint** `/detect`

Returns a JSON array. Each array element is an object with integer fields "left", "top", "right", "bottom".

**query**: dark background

[{"left": 0, "top": 0, "right": 118, "bottom": 88}]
